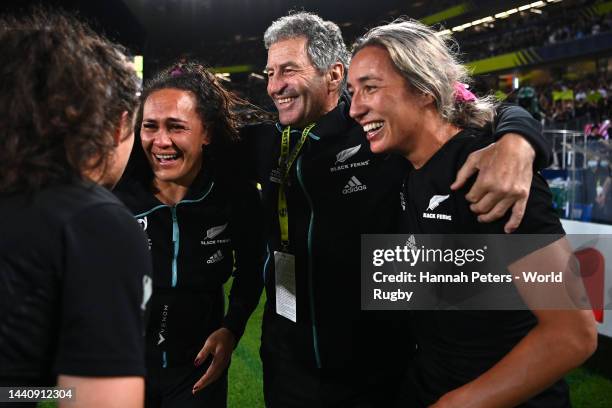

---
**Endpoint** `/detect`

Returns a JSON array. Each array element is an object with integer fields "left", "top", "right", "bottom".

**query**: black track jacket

[{"left": 115, "top": 147, "right": 265, "bottom": 368}]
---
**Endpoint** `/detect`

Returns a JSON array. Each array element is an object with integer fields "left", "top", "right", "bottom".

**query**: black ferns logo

[
  {"left": 335, "top": 145, "right": 361, "bottom": 164},
  {"left": 201, "top": 223, "right": 231, "bottom": 246},
  {"left": 206, "top": 223, "right": 227, "bottom": 239}
]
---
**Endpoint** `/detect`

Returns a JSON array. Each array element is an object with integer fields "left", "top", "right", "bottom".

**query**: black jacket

[
  {"left": 115, "top": 146, "right": 265, "bottom": 367},
  {"left": 241, "top": 94, "right": 548, "bottom": 371}
]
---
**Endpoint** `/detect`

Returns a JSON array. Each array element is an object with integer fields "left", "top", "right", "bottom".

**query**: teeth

[
  {"left": 363, "top": 122, "right": 384, "bottom": 132},
  {"left": 277, "top": 97, "right": 296, "bottom": 104},
  {"left": 155, "top": 154, "right": 178, "bottom": 160}
]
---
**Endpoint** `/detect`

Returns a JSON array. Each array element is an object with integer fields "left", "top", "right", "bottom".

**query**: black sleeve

[
  {"left": 237, "top": 124, "right": 265, "bottom": 184},
  {"left": 474, "top": 174, "right": 565, "bottom": 265},
  {"left": 55, "top": 203, "right": 153, "bottom": 377},
  {"left": 222, "top": 182, "right": 266, "bottom": 343},
  {"left": 474, "top": 173, "right": 564, "bottom": 235},
  {"left": 493, "top": 103, "right": 551, "bottom": 170}
]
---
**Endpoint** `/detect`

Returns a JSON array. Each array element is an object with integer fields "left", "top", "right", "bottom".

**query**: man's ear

[
  {"left": 113, "top": 111, "right": 130, "bottom": 146},
  {"left": 327, "top": 62, "right": 344, "bottom": 93}
]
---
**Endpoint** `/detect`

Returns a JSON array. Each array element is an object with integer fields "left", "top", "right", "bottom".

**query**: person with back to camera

[
  {"left": 114, "top": 62, "right": 265, "bottom": 408},
  {"left": 348, "top": 18, "right": 597, "bottom": 407},
  {"left": 0, "top": 9, "right": 151, "bottom": 408}
]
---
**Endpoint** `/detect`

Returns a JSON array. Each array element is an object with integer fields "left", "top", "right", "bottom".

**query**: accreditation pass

[{"left": 274, "top": 251, "right": 297, "bottom": 322}]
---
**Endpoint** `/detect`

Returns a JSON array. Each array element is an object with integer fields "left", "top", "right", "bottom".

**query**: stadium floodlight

[
  {"left": 452, "top": 1, "right": 553, "bottom": 33},
  {"left": 215, "top": 72, "right": 231, "bottom": 82}
]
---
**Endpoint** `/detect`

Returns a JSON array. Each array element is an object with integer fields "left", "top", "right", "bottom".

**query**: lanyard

[{"left": 278, "top": 123, "right": 315, "bottom": 250}]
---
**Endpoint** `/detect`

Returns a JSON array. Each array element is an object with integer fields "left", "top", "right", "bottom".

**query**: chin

[
  {"left": 153, "top": 171, "right": 177, "bottom": 183},
  {"left": 279, "top": 116, "right": 297, "bottom": 126},
  {"left": 369, "top": 141, "right": 388, "bottom": 155},
  {"left": 279, "top": 112, "right": 305, "bottom": 127}
]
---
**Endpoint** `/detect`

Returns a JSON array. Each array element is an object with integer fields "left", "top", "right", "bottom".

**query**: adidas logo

[
  {"left": 342, "top": 176, "right": 367, "bottom": 195},
  {"left": 206, "top": 250, "right": 224, "bottom": 264},
  {"left": 406, "top": 235, "right": 417, "bottom": 250}
]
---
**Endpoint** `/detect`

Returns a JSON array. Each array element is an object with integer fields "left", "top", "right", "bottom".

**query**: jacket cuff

[
  {"left": 222, "top": 309, "right": 248, "bottom": 345},
  {"left": 493, "top": 104, "right": 551, "bottom": 170}
]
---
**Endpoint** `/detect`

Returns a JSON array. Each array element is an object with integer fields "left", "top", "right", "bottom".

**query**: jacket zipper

[
  {"left": 296, "top": 154, "right": 322, "bottom": 369},
  {"left": 133, "top": 181, "right": 215, "bottom": 369},
  {"left": 171, "top": 207, "right": 179, "bottom": 288}
]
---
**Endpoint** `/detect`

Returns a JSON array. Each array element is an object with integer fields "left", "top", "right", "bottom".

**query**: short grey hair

[
  {"left": 352, "top": 18, "right": 496, "bottom": 128},
  {"left": 264, "top": 12, "right": 350, "bottom": 89}
]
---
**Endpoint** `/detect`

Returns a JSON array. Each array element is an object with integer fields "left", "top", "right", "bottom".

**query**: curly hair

[
  {"left": 132, "top": 62, "right": 255, "bottom": 182},
  {"left": 0, "top": 9, "right": 139, "bottom": 193}
]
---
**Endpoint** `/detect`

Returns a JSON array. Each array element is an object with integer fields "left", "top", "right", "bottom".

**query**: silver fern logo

[
  {"left": 335, "top": 145, "right": 361, "bottom": 164},
  {"left": 426, "top": 195, "right": 449, "bottom": 211},
  {"left": 206, "top": 223, "right": 227, "bottom": 239}
]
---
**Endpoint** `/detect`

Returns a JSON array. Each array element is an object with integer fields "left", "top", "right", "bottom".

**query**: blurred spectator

[
  {"left": 517, "top": 86, "right": 544, "bottom": 120},
  {"left": 457, "top": 0, "right": 611, "bottom": 61}
]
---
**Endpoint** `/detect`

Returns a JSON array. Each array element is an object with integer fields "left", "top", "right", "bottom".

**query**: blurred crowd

[
  {"left": 499, "top": 76, "right": 612, "bottom": 133},
  {"left": 459, "top": 0, "right": 612, "bottom": 61}
]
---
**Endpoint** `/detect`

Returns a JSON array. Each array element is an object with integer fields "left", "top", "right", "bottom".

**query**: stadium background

[{"left": 3, "top": 0, "right": 612, "bottom": 406}]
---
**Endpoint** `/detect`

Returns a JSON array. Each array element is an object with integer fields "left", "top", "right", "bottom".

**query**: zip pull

[
  {"left": 172, "top": 208, "right": 178, "bottom": 242},
  {"left": 171, "top": 207, "right": 179, "bottom": 287}
]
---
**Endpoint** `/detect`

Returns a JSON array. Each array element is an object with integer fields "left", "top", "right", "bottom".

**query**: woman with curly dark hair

[
  {"left": 0, "top": 9, "right": 151, "bottom": 408},
  {"left": 114, "top": 62, "right": 265, "bottom": 407}
]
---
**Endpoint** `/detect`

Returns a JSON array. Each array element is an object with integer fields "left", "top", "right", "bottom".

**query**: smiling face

[
  {"left": 348, "top": 45, "right": 426, "bottom": 156},
  {"left": 140, "top": 88, "right": 210, "bottom": 186},
  {"left": 266, "top": 36, "right": 333, "bottom": 127}
]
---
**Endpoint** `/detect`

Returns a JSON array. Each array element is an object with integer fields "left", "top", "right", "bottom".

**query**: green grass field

[
  {"left": 226, "top": 290, "right": 612, "bottom": 407},
  {"left": 38, "top": 287, "right": 612, "bottom": 407}
]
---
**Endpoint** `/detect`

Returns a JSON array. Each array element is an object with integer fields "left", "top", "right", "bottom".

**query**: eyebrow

[
  {"left": 353, "top": 75, "right": 382, "bottom": 83},
  {"left": 166, "top": 117, "right": 187, "bottom": 123},
  {"left": 142, "top": 117, "right": 187, "bottom": 123},
  {"left": 265, "top": 61, "right": 299, "bottom": 72}
]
